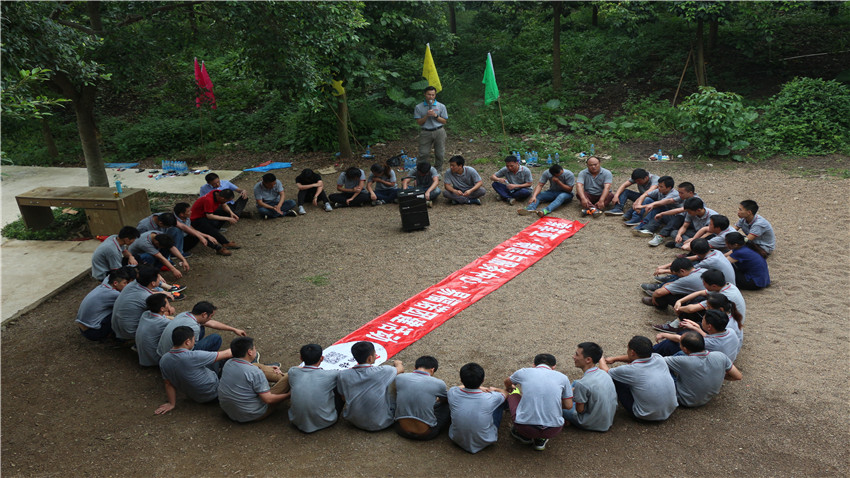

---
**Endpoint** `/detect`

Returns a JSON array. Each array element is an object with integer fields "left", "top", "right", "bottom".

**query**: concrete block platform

[{"left": 0, "top": 165, "right": 243, "bottom": 324}]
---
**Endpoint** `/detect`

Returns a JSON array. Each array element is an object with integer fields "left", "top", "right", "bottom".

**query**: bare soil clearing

[{"left": 2, "top": 143, "right": 849, "bottom": 476}]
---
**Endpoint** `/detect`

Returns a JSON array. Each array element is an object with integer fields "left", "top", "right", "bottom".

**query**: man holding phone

[{"left": 414, "top": 86, "right": 448, "bottom": 171}]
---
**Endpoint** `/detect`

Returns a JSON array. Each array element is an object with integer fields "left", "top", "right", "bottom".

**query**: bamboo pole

[
  {"left": 673, "top": 49, "right": 693, "bottom": 107},
  {"left": 497, "top": 99, "right": 507, "bottom": 137}
]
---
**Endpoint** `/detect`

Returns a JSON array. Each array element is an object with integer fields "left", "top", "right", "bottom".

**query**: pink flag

[{"left": 194, "top": 57, "right": 216, "bottom": 109}]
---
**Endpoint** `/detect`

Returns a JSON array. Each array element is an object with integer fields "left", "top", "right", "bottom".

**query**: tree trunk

[
  {"left": 592, "top": 5, "right": 598, "bottom": 27},
  {"left": 709, "top": 19, "right": 718, "bottom": 51},
  {"left": 695, "top": 19, "right": 706, "bottom": 86},
  {"left": 41, "top": 117, "right": 59, "bottom": 158},
  {"left": 336, "top": 93, "right": 352, "bottom": 161},
  {"left": 448, "top": 3, "right": 456, "bottom": 35},
  {"left": 52, "top": 72, "right": 109, "bottom": 186},
  {"left": 552, "top": 1, "right": 562, "bottom": 92}
]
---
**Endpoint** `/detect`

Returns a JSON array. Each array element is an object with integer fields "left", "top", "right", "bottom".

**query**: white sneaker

[
  {"left": 508, "top": 198, "right": 516, "bottom": 206},
  {"left": 426, "top": 200, "right": 433, "bottom": 208},
  {"left": 648, "top": 234, "right": 665, "bottom": 247},
  {"left": 324, "top": 203, "right": 333, "bottom": 212},
  {"left": 297, "top": 206, "right": 307, "bottom": 215}
]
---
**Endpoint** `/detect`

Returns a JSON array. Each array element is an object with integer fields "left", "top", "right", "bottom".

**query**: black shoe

[
  {"left": 284, "top": 210, "right": 297, "bottom": 217},
  {"left": 510, "top": 427, "right": 532, "bottom": 445}
]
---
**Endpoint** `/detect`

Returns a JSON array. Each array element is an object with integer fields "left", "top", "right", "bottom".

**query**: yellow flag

[
  {"left": 330, "top": 79, "right": 345, "bottom": 97},
  {"left": 422, "top": 44, "right": 442, "bottom": 93}
]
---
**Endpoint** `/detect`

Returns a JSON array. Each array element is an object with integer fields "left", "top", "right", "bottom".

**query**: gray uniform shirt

[
  {"left": 662, "top": 268, "right": 706, "bottom": 296},
  {"left": 665, "top": 351, "right": 733, "bottom": 407},
  {"left": 337, "top": 170, "right": 367, "bottom": 189},
  {"left": 394, "top": 371, "right": 448, "bottom": 426},
  {"left": 576, "top": 167, "right": 613, "bottom": 196},
  {"left": 539, "top": 169, "right": 576, "bottom": 192},
  {"left": 135, "top": 311, "right": 171, "bottom": 366},
  {"left": 704, "top": 330, "right": 740, "bottom": 362},
  {"left": 157, "top": 312, "right": 203, "bottom": 359},
  {"left": 76, "top": 284, "right": 120, "bottom": 329},
  {"left": 91, "top": 235, "right": 125, "bottom": 281},
  {"left": 337, "top": 364, "right": 397, "bottom": 431},
  {"left": 253, "top": 179, "right": 284, "bottom": 204},
  {"left": 608, "top": 353, "right": 677, "bottom": 421},
  {"left": 287, "top": 366, "right": 340, "bottom": 433},
  {"left": 111, "top": 281, "right": 154, "bottom": 339},
  {"left": 508, "top": 365, "right": 572, "bottom": 427},
  {"left": 570, "top": 366, "right": 617, "bottom": 432},
  {"left": 368, "top": 169, "right": 398, "bottom": 190},
  {"left": 159, "top": 348, "right": 219, "bottom": 403},
  {"left": 136, "top": 214, "right": 167, "bottom": 234},
  {"left": 686, "top": 207, "right": 718, "bottom": 231},
  {"left": 218, "top": 358, "right": 270, "bottom": 423},
  {"left": 413, "top": 100, "right": 448, "bottom": 130},
  {"left": 695, "top": 250, "right": 737, "bottom": 286},
  {"left": 637, "top": 174, "right": 660, "bottom": 193},
  {"left": 129, "top": 231, "right": 161, "bottom": 257},
  {"left": 412, "top": 167, "right": 440, "bottom": 188},
  {"left": 447, "top": 387, "right": 505, "bottom": 454},
  {"left": 708, "top": 226, "right": 736, "bottom": 252},
  {"left": 443, "top": 166, "right": 482, "bottom": 192},
  {"left": 493, "top": 165, "right": 533, "bottom": 186},
  {"left": 736, "top": 214, "right": 776, "bottom": 253}
]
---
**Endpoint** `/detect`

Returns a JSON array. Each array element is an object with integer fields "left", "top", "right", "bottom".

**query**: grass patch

[
  {"left": 1, "top": 208, "right": 90, "bottom": 240},
  {"left": 303, "top": 273, "right": 330, "bottom": 287}
]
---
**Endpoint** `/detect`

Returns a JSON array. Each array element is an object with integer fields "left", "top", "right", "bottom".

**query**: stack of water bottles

[
  {"left": 161, "top": 160, "right": 189, "bottom": 174},
  {"left": 402, "top": 149, "right": 417, "bottom": 173}
]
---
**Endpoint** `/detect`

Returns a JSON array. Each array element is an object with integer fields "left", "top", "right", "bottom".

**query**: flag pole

[{"left": 497, "top": 99, "right": 507, "bottom": 137}]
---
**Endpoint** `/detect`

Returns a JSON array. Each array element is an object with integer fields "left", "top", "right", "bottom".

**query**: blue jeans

[
  {"left": 652, "top": 338, "right": 685, "bottom": 356},
  {"left": 528, "top": 190, "right": 573, "bottom": 212},
  {"left": 634, "top": 198, "right": 667, "bottom": 231},
  {"left": 617, "top": 189, "right": 641, "bottom": 212},
  {"left": 373, "top": 188, "right": 399, "bottom": 203},
  {"left": 562, "top": 401, "right": 580, "bottom": 427},
  {"left": 194, "top": 326, "right": 222, "bottom": 352},
  {"left": 613, "top": 379, "right": 636, "bottom": 418},
  {"left": 164, "top": 227, "right": 184, "bottom": 255},
  {"left": 257, "top": 199, "right": 296, "bottom": 218},
  {"left": 491, "top": 182, "right": 532, "bottom": 201}
]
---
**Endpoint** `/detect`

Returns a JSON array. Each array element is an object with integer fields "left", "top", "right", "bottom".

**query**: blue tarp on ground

[
  {"left": 104, "top": 162, "right": 139, "bottom": 168},
  {"left": 243, "top": 162, "right": 292, "bottom": 172}
]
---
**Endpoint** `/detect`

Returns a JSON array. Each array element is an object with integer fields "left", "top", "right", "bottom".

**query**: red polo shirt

[{"left": 190, "top": 191, "right": 219, "bottom": 221}]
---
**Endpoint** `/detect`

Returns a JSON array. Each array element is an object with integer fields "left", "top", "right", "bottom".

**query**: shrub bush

[
  {"left": 676, "top": 87, "right": 757, "bottom": 158},
  {"left": 756, "top": 77, "right": 850, "bottom": 155}
]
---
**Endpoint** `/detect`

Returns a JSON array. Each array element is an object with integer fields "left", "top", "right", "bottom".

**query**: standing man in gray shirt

[
  {"left": 337, "top": 341, "right": 404, "bottom": 431},
  {"left": 490, "top": 155, "right": 533, "bottom": 206},
  {"left": 394, "top": 355, "right": 449, "bottom": 441},
  {"left": 288, "top": 344, "right": 342, "bottom": 433},
  {"left": 562, "top": 342, "right": 617, "bottom": 432},
  {"left": 414, "top": 86, "right": 448, "bottom": 170}
]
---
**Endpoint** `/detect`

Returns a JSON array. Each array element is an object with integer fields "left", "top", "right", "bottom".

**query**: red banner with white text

[{"left": 320, "top": 217, "right": 584, "bottom": 369}]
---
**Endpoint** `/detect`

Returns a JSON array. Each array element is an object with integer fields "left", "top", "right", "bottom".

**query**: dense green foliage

[
  {"left": 2, "top": 1, "right": 849, "bottom": 167},
  {"left": 1, "top": 208, "right": 89, "bottom": 240},
  {"left": 756, "top": 77, "right": 850, "bottom": 155}
]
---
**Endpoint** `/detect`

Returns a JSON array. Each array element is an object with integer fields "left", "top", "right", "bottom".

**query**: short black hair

[
  {"left": 300, "top": 344, "right": 323, "bottom": 366},
  {"left": 740, "top": 199, "right": 759, "bottom": 215},
  {"left": 262, "top": 173, "right": 277, "bottom": 183},
  {"left": 658, "top": 175, "right": 674, "bottom": 188},
  {"left": 704, "top": 309, "right": 729, "bottom": 331},
  {"left": 424, "top": 85, "right": 437, "bottom": 93},
  {"left": 548, "top": 164, "right": 563, "bottom": 175},
  {"left": 173, "top": 202, "right": 191, "bottom": 216},
  {"left": 416, "top": 161, "right": 432, "bottom": 174},
  {"left": 631, "top": 168, "right": 649, "bottom": 181},
  {"left": 725, "top": 231, "right": 746, "bottom": 247},
  {"left": 504, "top": 155, "right": 518, "bottom": 163},
  {"left": 677, "top": 182, "right": 695, "bottom": 193},
  {"left": 230, "top": 336, "right": 255, "bottom": 359},
  {"left": 345, "top": 167, "right": 361, "bottom": 180},
  {"left": 370, "top": 163, "right": 385, "bottom": 175},
  {"left": 118, "top": 226, "right": 140, "bottom": 239},
  {"left": 137, "top": 265, "right": 160, "bottom": 287},
  {"left": 108, "top": 267, "right": 133, "bottom": 284},
  {"left": 448, "top": 155, "right": 465, "bottom": 167},
  {"left": 710, "top": 214, "right": 730, "bottom": 231},
  {"left": 459, "top": 362, "right": 485, "bottom": 389},
  {"left": 171, "top": 326, "right": 195, "bottom": 346},
  {"left": 156, "top": 212, "right": 177, "bottom": 227},
  {"left": 680, "top": 331, "right": 705, "bottom": 353},
  {"left": 351, "top": 341, "right": 375, "bottom": 364},
  {"left": 153, "top": 233, "right": 174, "bottom": 251},
  {"left": 691, "top": 238, "right": 710, "bottom": 255},
  {"left": 533, "top": 353, "right": 556, "bottom": 367},
  {"left": 205, "top": 172, "right": 219, "bottom": 183},
  {"left": 191, "top": 301, "right": 217, "bottom": 316},
  {"left": 628, "top": 336, "right": 653, "bottom": 358},
  {"left": 683, "top": 197, "right": 704, "bottom": 211},
  {"left": 701, "top": 268, "right": 726, "bottom": 287},
  {"left": 577, "top": 342, "right": 603, "bottom": 364},
  {"left": 145, "top": 293, "right": 168, "bottom": 312},
  {"left": 215, "top": 189, "right": 235, "bottom": 200},
  {"left": 670, "top": 257, "right": 695, "bottom": 273},
  {"left": 415, "top": 355, "right": 439, "bottom": 371}
]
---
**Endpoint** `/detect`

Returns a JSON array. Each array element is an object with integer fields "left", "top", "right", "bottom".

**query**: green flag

[{"left": 482, "top": 52, "right": 499, "bottom": 105}]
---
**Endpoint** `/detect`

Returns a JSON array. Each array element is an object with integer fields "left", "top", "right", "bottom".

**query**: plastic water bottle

[
  {"left": 515, "top": 151, "right": 521, "bottom": 163},
  {"left": 658, "top": 148, "right": 663, "bottom": 161},
  {"left": 547, "top": 154, "right": 552, "bottom": 165},
  {"left": 533, "top": 151, "right": 539, "bottom": 166},
  {"left": 590, "top": 144, "right": 595, "bottom": 155},
  {"left": 115, "top": 180, "right": 123, "bottom": 195},
  {"left": 554, "top": 152, "right": 560, "bottom": 164}
]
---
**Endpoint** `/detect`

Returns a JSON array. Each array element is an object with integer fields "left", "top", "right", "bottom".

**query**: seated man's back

[
  {"left": 159, "top": 349, "right": 220, "bottom": 403},
  {"left": 136, "top": 310, "right": 172, "bottom": 367},
  {"left": 338, "top": 364, "right": 399, "bottom": 431},
  {"left": 608, "top": 352, "right": 677, "bottom": 421},
  {"left": 288, "top": 365, "right": 340, "bottom": 433},
  {"left": 666, "top": 351, "right": 733, "bottom": 407},
  {"left": 218, "top": 357, "right": 271, "bottom": 422}
]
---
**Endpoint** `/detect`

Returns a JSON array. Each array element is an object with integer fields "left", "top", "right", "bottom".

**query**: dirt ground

[{"left": 2, "top": 140, "right": 849, "bottom": 477}]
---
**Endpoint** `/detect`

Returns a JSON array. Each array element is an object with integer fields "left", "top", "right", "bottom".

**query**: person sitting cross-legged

[
  {"left": 401, "top": 161, "right": 441, "bottom": 207},
  {"left": 561, "top": 342, "right": 617, "bottom": 432},
  {"left": 254, "top": 172, "right": 297, "bottom": 219},
  {"left": 518, "top": 164, "right": 575, "bottom": 218},
  {"left": 76, "top": 267, "right": 134, "bottom": 341},
  {"left": 490, "top": 155, "right": 533, "bottom": 206},
  {"left": 443, "top": 156, "right": 486, "bottom": 205}
]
